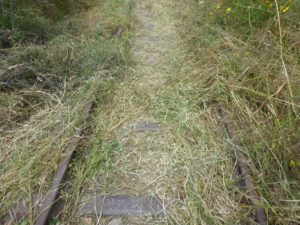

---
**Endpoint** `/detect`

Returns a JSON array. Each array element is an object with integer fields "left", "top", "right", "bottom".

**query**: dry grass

[{"left": 74, "top": 1, "right": 239, "bottom": 225}]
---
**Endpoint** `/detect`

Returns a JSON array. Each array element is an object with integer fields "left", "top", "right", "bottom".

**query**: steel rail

[
  {"left": 35, "top": 101, "right": 94, "bottom": 225},
  {"left": 219, "top": 106, "right": 268, "bottom": 225}
]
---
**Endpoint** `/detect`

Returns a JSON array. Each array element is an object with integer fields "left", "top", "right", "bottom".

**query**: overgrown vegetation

[
  {"left": 172, "top": 0, "right": 300, "bottom": 223},
  {"left": 0, "top": 0, "right": 93, "bottom": 45},
  {"left": 1, "top": 0, "right": 299, "bottom": 224},
  {"left": 0, "top": 0, "right": 134, "bottom": 224}
]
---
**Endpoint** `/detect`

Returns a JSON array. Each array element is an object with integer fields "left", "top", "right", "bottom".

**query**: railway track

[
  {"left": 3, "top": 1, "right": 269, "bottom": 224},
  {"left": 29, "top": 103, "right": 267, "bottom": 225}
]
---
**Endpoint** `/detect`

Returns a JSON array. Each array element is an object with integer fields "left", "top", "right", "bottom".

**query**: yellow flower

[
  {"left": 269, "top": 3, "right": 273, "bottom": 8},
  {"left": 216, "top": 3, "right": 222, "bottom": 10},
  {"left": 282, "top": 6, "right": 289, "bottom": 13},
  {"left": 289, "top": 160, "right": 297, "bottom": 168},
  {"left": 226, "top": 7, "right": 232, "bottom": 14}
]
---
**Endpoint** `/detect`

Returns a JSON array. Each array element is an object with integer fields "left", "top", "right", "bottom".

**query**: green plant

[
  {"left": 0, "top": 0, "right": 94, "bottom": 45},
  {"left": 209, "top": 0, "right": 295, "bottom": 36}
]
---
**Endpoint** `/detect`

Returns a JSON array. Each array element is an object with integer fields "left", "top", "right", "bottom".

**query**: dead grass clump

[{"left": 0, "top": 64, "right": 62, "bottom": 91}]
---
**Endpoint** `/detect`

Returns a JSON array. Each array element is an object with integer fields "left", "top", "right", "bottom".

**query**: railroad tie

[{"left": 79, "top": 195, "right": 167, "bottom": 217}]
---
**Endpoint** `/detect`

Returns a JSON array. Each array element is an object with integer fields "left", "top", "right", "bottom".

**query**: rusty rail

[
  {"left": 35, "top": 101, "right": 94, "bottom": 225},
  {"left": 219, "top": 107, "right": 268, "bottom": 225}
]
